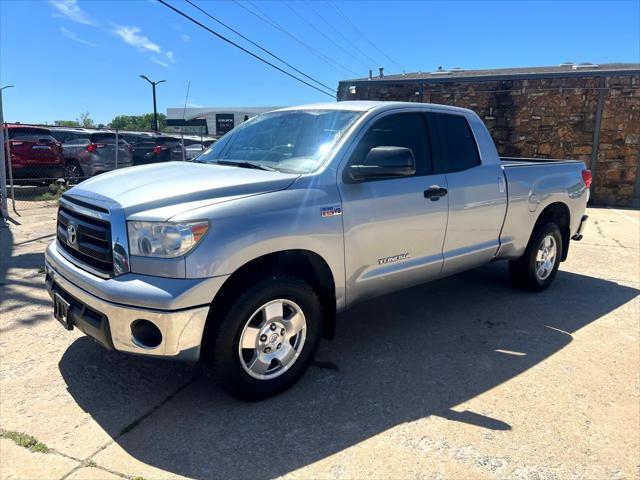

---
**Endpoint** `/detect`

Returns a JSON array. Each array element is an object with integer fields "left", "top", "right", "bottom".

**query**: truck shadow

[
  {"left": 0, "top": 226, "right": 53, "bottom": 332},
  {"left": 59, "top": 264, "right": 638, "bottom": 479}
]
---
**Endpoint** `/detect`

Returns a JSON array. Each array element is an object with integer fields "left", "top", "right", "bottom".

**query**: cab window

[
  {"left": 426, "top": 112, "right": 480, "bottom": 173},
  {"left": 350, "top": 113, "right": 432, "bottom": 177}
]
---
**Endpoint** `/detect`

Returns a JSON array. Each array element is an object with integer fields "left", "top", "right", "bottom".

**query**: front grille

[{"left": 57, "top": 204, "right": 113, "bottom": 275}]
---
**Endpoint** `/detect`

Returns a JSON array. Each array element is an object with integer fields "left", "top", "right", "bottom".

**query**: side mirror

[{"left": 348, "top": 146, "right": 416, "bottom": 181}]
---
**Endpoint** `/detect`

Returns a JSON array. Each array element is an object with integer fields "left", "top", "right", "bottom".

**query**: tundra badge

[
  {"left": 378, "top": 253, "right": 410, "bottom": 265},
  {"left": 321, "top": 206, "right": 342, "bottom": 217}
]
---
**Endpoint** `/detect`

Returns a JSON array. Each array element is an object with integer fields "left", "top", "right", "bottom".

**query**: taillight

[
  {"left": 87, "top": 143, "right": 106, "bottom": 153},
  {"left": 153, "top": 145, "right": 165, "bottom": 154},
  {"left": 582, "top": 169, "right": 593, "bottom": 189}
]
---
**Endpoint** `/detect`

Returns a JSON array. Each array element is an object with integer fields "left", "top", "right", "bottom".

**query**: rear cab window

[
  {"left": 49, "top": 130, "right": 68, "bottom": 143},
  {"left": 155, "top": 136, "right": 180, "bottom": 146},
  {"left": 426, "top": 112, "right": 481, "bottom": 173},
  {"left": 8, "top": 127, "right": 53, "bottom": 142},
  {"left": 89, "top": 133, "right": 129, "bottom": 146}
]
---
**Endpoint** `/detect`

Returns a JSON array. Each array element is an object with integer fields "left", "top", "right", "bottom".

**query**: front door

[{"left": 339, "top": 111, "right": 449, "bottom": 305}]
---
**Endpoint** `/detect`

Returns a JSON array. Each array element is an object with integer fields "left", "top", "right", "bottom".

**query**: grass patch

[
  {"left": 85, "top": 460, "right": 97, "bottom": 468},
  {"left": 132, "top": 477, "right": 147, "bottom": 480},
  {"left": 33, "top": 182, "right": 67, "bottom": 202},
  {"left": 0, "top": 429, "right": 50, "bottom": 453}
]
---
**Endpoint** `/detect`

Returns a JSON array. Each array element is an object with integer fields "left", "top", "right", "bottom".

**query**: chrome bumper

[{"left": 45, "top": 241, "right": 228, "bottom": 361}]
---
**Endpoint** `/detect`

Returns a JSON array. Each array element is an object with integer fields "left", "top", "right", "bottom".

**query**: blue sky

[{"left": 1, "top": 0, "right": 638, "bottom": 125}]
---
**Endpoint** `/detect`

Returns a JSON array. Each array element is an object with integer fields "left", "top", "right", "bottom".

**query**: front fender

[{"left": 176, "top": 179, "right": 347, "bottom": 309}]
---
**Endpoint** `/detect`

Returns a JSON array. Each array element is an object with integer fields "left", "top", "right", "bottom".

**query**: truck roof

[{"left": 276, "top": 101, "right": 474, "bottom": 115}]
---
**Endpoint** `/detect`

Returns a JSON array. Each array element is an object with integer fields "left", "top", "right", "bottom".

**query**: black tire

[
  {"left": 203, "top": 276, "right": 323, "bottom": 401},
  {"left": 509, "top": 222, "right": 563, "bottom": 292},
  {"left": 64, "top": 160, "right": 83, "bottom": 185}
]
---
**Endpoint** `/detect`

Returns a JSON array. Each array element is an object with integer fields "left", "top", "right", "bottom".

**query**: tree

[
  {"left": 55, "top": 120, "right": 80, "bottom": 127},
  {"left": 109, "top": 113, "right": 167, "bottom": 132},
  {"left": 77, "top": 111, "right": 95, "bottom": 128}
]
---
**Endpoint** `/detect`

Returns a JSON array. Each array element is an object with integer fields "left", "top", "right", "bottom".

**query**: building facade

[
  {"left": 338, "top": 64, "right": 640, "bottom": 206},
  {"left": 166, "top": 106, "right": 283, "bottom": 137}
]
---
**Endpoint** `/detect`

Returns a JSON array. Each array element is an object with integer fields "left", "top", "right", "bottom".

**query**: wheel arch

[
  {"left": 207, "top": 249, "right": 337, "bottom": 342},
  {"left": 533, "top": 202, "right": 571, "bottom": 261}
]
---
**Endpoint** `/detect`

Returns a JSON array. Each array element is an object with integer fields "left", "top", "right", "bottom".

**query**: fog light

[{"left": 131, "top": 319, "right": 162, "bottom": 349}]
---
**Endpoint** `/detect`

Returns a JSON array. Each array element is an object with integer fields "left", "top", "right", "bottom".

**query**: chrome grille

[{"left": 57, "top": 203, "right": 113, "bottom": 275}]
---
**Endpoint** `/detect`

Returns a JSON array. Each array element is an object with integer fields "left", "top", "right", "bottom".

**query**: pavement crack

[{"left": 58, "top": 374, "right": 200, "bottom": 480}]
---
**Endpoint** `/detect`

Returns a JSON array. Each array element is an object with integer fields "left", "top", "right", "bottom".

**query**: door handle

[{"left": 424, "top": 185, "right": 448, "bottom": 201}]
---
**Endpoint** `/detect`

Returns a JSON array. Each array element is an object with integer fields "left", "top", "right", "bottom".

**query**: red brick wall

[{"left": 338, "top": 74, "right": 640, "bottom": 206}]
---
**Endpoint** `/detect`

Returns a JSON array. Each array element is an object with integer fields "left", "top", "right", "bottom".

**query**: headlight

[{"left": 127, "top": 221, "right": 209, "bottom": 258}]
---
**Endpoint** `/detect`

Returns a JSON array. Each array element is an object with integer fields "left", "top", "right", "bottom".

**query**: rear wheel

[
  {"left": 64, "top": 160, "right": 83, "bottom": 185},
  {"left": 203, "top": 276, "right": 323, "bottom": 401},
  {"left": 509, "top": 222, "right": 563, "bottom": 292}
]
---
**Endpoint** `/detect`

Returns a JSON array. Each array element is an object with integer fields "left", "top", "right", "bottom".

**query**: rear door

[
  {"left": 426, "top": 112, "right": 507, "bottom": 276},
  {"left": 339, "top": 111, "right": 449, "bottom": 304}
]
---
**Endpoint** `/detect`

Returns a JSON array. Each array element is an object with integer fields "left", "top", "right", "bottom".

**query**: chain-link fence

[{"left": 1, "top": 123, "right": 216, "bottom": 217}]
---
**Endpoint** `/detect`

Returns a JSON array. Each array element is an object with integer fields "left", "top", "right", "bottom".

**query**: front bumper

[{"left": 45, "top": 241, "right": 229, "bottom": 361}]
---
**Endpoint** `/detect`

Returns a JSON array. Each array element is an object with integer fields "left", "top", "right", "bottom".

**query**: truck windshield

[{"left": 194, "top": 109, "right": 361, "bottom": 173}]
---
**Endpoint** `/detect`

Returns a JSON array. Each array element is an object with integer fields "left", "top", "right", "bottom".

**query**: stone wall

[{"left": 337, "top": 74, "right": 640, "bottom": 206}]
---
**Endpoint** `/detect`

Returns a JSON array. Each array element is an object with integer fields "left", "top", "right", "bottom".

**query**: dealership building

[{"left": 165, "top": 106, "right": 283, "bottom": 137}]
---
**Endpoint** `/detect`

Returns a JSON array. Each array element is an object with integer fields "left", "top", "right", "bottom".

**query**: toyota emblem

[{"left": 67, "top": 224, "right": 77, "bottom": 246}]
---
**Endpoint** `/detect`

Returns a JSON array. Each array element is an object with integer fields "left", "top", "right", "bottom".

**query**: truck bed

[
  {"left": 497, "top": 156, "right": 588, "bottom": 261},
  {"left": 500, "top": 156, "right": 582, "bottom": 167}
]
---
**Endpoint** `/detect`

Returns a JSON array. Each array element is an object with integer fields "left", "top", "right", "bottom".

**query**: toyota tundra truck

[{"left": 45, "top": 102, "right": 591, "bottom": 400}]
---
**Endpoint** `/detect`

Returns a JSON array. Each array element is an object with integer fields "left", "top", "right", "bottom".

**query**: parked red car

[{"left": 4, "top": 125, "right": 65, "bottom": 183}]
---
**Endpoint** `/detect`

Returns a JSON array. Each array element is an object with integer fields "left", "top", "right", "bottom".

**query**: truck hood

[{"left": 66, "top": 162, "right": 299, "bottom": 217}]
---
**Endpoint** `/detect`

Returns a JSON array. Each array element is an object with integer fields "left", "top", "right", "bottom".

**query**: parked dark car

[
  {"left": 132, "top": 135, "right": 185, "bottom": 165},
  {"left": 5, "top": 125, "right": 65, "bottom": 184},
  {"left": 49, "top": 127, "right": 92, "bottom": 183},
  {"left": 49, "top": 129, "right": 133, "bottom": 183}
]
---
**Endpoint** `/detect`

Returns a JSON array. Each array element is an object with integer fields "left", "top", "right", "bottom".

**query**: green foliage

[
  {"left": 56, "top": 120, "right": 80, "bottom": 127},
  {"left": 109, "top": 113, "right": 167, "bottom": 132},
  {"left": 1, "top": 429, "right": 50, "bottom": 453},
  {"left": 34, "top": 182, "right": 67, "bottom": 202},
  {"left": 77, "top": 111, "right": 95, "bottom": 128}
]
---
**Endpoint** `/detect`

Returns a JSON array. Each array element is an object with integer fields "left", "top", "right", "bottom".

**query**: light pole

[
  {"left": 139, "top": 75, "right": 165, "bottom": 132},
  {"left": 0, "top": 85, "right": 15, "bottom": 224}
]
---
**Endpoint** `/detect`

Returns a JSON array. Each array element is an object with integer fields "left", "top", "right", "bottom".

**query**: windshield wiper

[{"left": 215, "top": 160, "right": 277, "bottom": 172}]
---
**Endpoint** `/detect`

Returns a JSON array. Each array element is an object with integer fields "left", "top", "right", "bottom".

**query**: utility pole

[
  {"left": 0, "top": 85, "right": 14, "bottom": 226},
  {"left": 139, "top": 75, "right": 166, "bottom": 131}
]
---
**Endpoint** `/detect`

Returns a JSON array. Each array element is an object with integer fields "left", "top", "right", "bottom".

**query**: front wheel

[
  {"left": 203, "top": 276, "right": 323, "bottom": 401},
  {"left": 509, "top": 222, "right": 563, "bottom": 292}
]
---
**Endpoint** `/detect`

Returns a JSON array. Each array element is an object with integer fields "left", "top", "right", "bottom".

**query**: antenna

[{"left": 182, "top": 81, "right": 191, "bottom": 120}]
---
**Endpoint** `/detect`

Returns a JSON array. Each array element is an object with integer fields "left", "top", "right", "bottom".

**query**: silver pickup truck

[{"left": 45, "top": 101, "right": 590, "bottom": 400}]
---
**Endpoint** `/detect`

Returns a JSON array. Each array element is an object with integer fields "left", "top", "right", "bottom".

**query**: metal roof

[{"left": 340, "top": 63, "right": 640, "bottom": 85}]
